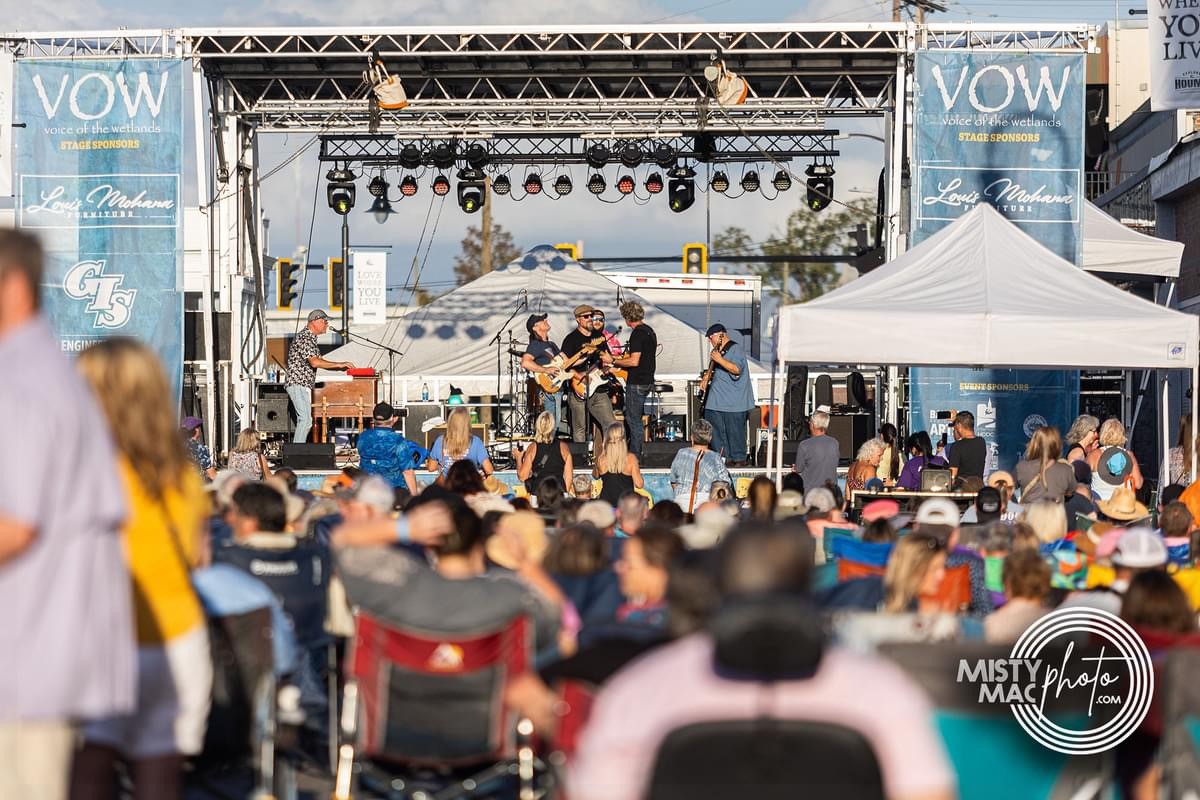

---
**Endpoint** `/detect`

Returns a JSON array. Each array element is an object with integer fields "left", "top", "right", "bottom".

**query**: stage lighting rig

[
  {"left": 710, "top": 171, "right": 730, "bottom": 193},
  {"left": 524, "top": 173, "right": 543, "bottom": 194},
  {"left": 326, "top": 167, "right": 356, "bottom": 215},
  {"left": 492, "top": 175, "right": 512, "bottom": 195},
  {"left": 431, "top": 142, "right": 456, "bottom": 169},
  {"left": 620, "top": 142, "right": 643, "bottom": 168},
  {"left": 773, "top": 170, "right": 793, "bottom": 192},
  {"left": 806, "top": 163, "right": 835, "bottom": 212},
  {"left": 617, "top": 174, "right": 636, "bottom": 195},
  {"left": 457, "top": 168, "right": 485, "bottom": 214},
  {"left": 587, "top": 173, "right": 606, "bottom": 194},
  {"left": 398, "top": 144, "right": 422, "bottom": 169},
  {"left": 431, "top": 174, "right": 451, "bottom": 196},
  {"left": 366, "top": 174, "right": 394, "bottom": 223},
  {"left": 740, "top": 170, "right": 760, "bottom": 193},
  {"left": 399, "top": 175, "right": 419, "bottom": 196},
  {"left": 668, "top": 166, "right": 695, "bottom": 213},
  {"left": 653, "top": 142, "right": 676, "bottom": 168},
  {"left": 586, "top": 144, "right": 610, "bottom": 169},
  {"left": 645, "top": 173, "right": 664, "bottom": 194},
  {"left": 554, "top": 175, "right": 574, "bottom": 196},
  {"left": 465, "top": 143, "right": 491, "bottom": 169}
]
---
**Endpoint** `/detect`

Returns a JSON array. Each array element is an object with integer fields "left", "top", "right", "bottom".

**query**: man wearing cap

[
  {"left": 560, "top": 304, "right": 616, "bottom": 447},
  {"left": 702, "top": 324, "right": 755, "bottom": 467},
  {"left": 357, "top": 402, "right": 419, "bottom": 495},
  {"left": 285, "top": 309, "right": 355, "bottom": 443},
  {"left": 520, "top": 313, "right": 563, "bottom": 427},
  {"left": 182, "top": 415, "right": 217, "bottom": 481}
]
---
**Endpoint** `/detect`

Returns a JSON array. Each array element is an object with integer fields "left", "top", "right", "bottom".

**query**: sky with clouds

[{"left": 4, "top": 0, "right": 1144, "bottom": 305}]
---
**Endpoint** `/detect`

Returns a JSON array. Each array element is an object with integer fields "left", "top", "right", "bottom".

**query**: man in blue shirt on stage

[
  {"left": 702, "top": 323, "right": 755, "bottom": 467},
  {"left": 357, "top": 402, "right": 419, "bottom": 495}
]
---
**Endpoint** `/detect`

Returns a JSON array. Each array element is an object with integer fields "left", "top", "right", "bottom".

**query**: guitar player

[
  {"left": 561, "top": 304, "right": 617, "bottom": 447},
  {"left": 521, "top": 313, "right": 563, "bottom": 427},
  {"left": 702, "top": 323, "right": 754, "bottom": 467}
]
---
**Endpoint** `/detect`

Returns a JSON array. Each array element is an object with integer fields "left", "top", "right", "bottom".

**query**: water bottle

[{"left": 421, "top": 382, "right": 430, "bottom": 402}]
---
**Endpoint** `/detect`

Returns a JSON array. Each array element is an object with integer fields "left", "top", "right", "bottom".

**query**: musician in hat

[{"left": 521, "top": 313, "right": 563, "bottom": 426}]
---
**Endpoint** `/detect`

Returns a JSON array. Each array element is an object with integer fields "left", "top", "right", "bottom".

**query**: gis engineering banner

[
  {"left": 913, "top": 50, "right": 1085, "bottom": 265},
  {"left": 908, "top": 368, "right": 1080, "bottom": 475},
  {"left": 15, "top": 58, "right": 184, "bottom": 390}
]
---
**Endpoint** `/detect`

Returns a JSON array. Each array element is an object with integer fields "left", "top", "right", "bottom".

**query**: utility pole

[{"left": 481, "top": 175, "right": 493, "bottom": 275}]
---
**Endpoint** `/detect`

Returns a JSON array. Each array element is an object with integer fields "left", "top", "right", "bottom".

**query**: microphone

[
  {"left": 337, "top": 329, "right": 351, "bottom": 338},
  {"left": 519, "top": 288, "right": 529, "bottom": 309},
  {"left": 614, "top": 325, "right": 623, "bottom": 334}
]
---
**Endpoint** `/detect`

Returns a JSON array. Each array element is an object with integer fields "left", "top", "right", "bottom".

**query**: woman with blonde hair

[
  {"left": 883, "top": 533, "right": 948, "bottom": 613},
  {"left": 1015, "top": 425, "right": 1075, "bottom": 504},
  {"left": 593, "top": 422, "right": 645, "bottom": 506},
  {"left": 1022, "top": 500, "right": 1068, "bottom": 545},
  {"left": 518, "top": 411, "right": 574, "bottom": 494},
  {"left": 845, "top": 437, "right": 886, "bottom": 495},
  {"left": 427, "top": 407, "right": 494, "bottom": 479},
  {"left": 1087, "top": 418, "right": 1144, "bottom": 501},
  {"left": 227, "top": 427, "right": 271, "bottom": 480},
  {"left": 1169, "top": 414, "right": 1199, "bottom": 486},
  {"left": 71, "top": 339, "right": 212, "bottom": 799}
]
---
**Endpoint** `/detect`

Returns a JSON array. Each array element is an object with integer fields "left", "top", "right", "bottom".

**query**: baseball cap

[
  {"left": 577, "top": 500, "right": 616, "bottom": 529},
  {"left": 181, "top": 415, "right": 203, "bottom": 431},
  {"left": 803, "top": 487, "right": 836, "bottom": 515},
  {"left": 861, "top": 498, "right": 900, "bottom": 522},
  {"left": 705, "top": 323, "right": 727, "bottom": 337},
  {"left": 525, "top": 313, "right": 548, "bottom": 333},
  {"left": 372, "top": 401, "right": 396, "bottom": 420},
  {"left": 307, "top": 309, "right": 330, "bottom": 322},
  {"left": 915, "top": 497, "right": 960, "bottom": 527},
  {"left": 573, "top": 304, "right": 595, "bottom": 318},
  {"left": 974, "top": 487, "right": 1002, "bottom": 523},
  {"left": 1112, "top": 527, "right": 1168, "bottom": 569}
]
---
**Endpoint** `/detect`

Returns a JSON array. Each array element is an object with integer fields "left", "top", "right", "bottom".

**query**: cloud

[{"left": 788, "top": 0, "right": 891, "bottom": 23}]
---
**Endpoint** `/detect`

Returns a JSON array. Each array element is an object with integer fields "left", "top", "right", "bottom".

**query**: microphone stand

[
  {"left": 338, "top": 328, "right": 404, "bottom": 405},
  {"left": 490, "top": 296, "right": 526, "bottom": 438}
]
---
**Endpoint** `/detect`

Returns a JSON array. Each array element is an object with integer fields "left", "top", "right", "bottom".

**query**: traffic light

[
  {"left": 329, "top": 257, "right": 345, "bottom": 311},
  {"left": 683, "top": 242, "right": 707, "bottom": 274},
  {"left": 555, "top": 243, "right": 578, "bottom": 260},
  {"left": 277, "top": 258, "right": 299, "bottom": 309}
]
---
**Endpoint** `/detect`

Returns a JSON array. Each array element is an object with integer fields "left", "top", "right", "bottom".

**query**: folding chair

[
  {"left": 922, "top": 563, "right": 971, "bottom": 613},
  {"left": 332, "top": 612, "right": 541, "bottom": 800}
]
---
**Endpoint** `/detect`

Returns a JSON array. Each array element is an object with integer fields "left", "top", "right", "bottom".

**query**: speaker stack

[
  {"left": 257, "top": 384, "right": 292, "bottom": 434},
  {"left": 281, "top": 442, "right": 336, "bottom": 470}
]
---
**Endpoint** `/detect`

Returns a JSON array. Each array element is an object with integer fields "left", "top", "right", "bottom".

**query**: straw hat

[
  {"left": 486, "top": 511, "right": 548, "bottom": 569},
  {"left": 1096, "top": 485, "right": 1149, "bottom": 522}
]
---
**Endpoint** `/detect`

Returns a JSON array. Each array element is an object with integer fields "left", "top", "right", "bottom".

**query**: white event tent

[
  {"left": 325, "top": 244, "right": 768, "bottom": 401},
  {"left": 1082, "top": 200, "right": 1183, "bottom": 280},
  {"left": 774, "top": 203, "right": 1199, "bottom": 483}
]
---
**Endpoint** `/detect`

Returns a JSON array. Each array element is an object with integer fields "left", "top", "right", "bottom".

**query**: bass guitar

[
  {"left": 696, "top": 338, "right": 734, "bottom": 415},
  {"left": 533, "top": 336, "right": 605, "bottom": 394}
]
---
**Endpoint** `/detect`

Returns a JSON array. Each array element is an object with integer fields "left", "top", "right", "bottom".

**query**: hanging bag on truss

[
  {"left": 366, "top": 59, "right": 409, "bottom": 111},
  {"left": 704, "top": 61, "right": 749, "bottom": 107}
]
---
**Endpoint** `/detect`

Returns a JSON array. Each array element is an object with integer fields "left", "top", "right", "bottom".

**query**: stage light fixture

[
  {"left": 617, "top": 174, "right": 635, "bottom": 195},
  {"left": 645, "top": 172, "right": 664, "bottom": 194},
  {"left": 711, "top": 171, "right": 730, "bottom": 193},
  {"left": 668, "top": 176, "right": 695, "bottom": 213},
  {"left": 431, "top": 174, "right": 451, "bottom": 196},
  {"left": 524, "top": 173, "right": 543, "bottom": 195},
  {"left": 399, "top": 175, "right": 419, "bottom": 196},
  {"left": 586, "top": 143, "right": 610, "bottom": 169},
  {"left": 456, "top": 168, "right": 486, "bottom": 214},
  {"left": 399, "top": 144, "right": 422, "bottom": 169},
  {"left": 620, "top": 142, "right": 643, "bottom": 168},
  {"left": 554, "top": 175, "right": 573, "bottom": 196},
  {"left": 587, "top": 173, "right": 606, "bottom": 194},
  {"left": 465, "top": 143, "right": 490, "bottom": 169},
  {"left": 805, "top": 163, "right": 834, "bottom": 212},
  {"left": 741, "top": 170, "right": 760, "bottom": 193},
  {"left": 431, "top": 142, "right": 456, "bottom": 169},
  {"left": 772, "top": 170, "right": 792, "bottom": 192},
  {"left": 492, "top": 175, "right": 512, "bottom": 195},
  {"left": 325, "top": 167, "right": 356, "bottom": 216},
  {"left": 652, "top": 142, "right": 676, "bottom": 168},
  {"left": 367, "top": 174, "right": 388, "bottom": 198}
]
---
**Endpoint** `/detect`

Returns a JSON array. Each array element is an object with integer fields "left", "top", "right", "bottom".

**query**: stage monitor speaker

[
  {"left": 784, "top": 365, "right": 809, "bottom": 440},
  {"left": 826, "top": 414, "right": 876, "bottom": 461},
  {"left": 402, "top": 402, "right": 443, "bottom": 442},
  {"left": 756, "top": 440, "right": 801, "bottom": 468},
  {"left": 257, "top": 396, "right": 293, "bottom": 434},
  {"left": 281, "top": 442, "right": 335, "bottom": 470},
  {"left": 424, "top": 423, "right": 488, "bottom": 451},
  {"left": 641, "top": 441, "right": 688, "bottom": 469},
  {"left": 813, "top": 374, "right": 834, "bottom": 408}
]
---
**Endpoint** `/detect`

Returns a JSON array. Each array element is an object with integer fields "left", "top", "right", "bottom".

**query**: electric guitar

[
  {"left": 696, "top": 338, "right": 735, "bottom": 415},
  {"left": 533, "top": 337, "right": 605, "bottom": 393},
  {"left": 571, "top": 366, "right": 629, "bottom": 399}
]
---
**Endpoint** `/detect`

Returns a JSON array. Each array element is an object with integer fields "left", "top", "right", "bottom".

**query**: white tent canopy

[
  {"left": 326, "top": 245, "right": 768, "bottom": 399},
  {"left": 777, "top": 204, "right": 1197, "bottom": 370},
  {"left": 1082, "top": 200, "right": 1183, "bottom": 280}
]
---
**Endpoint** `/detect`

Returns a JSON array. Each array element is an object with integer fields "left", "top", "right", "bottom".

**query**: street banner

[
  {"left": 1149, "top": 5, "right": 1200, "bottom": 111},
  {"left": 15, "top": 58, "right": 184, "bottom": 392},
  {"left": 352, "top": 249, "right": 387, "bottom": 327},
  {"left": 0, "top": 52, "right": 13, "bottom": 196}
]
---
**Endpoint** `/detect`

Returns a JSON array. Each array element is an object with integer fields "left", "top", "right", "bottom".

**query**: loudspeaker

[
  {"left": 784, "top": 365, "right": 809, "bottom": 440},
  {"left": 641, "top": 441, "right": 688, "bottom": 468},
  {"left": 424, "top": 423, "right": 488, "bottom": 451},
  {"left": 402, "top": 402, "right": 443, "bottom": 441},
  {"left": 281, "top": 442, "right": 335, "bottom": 470},
  {"left": 756, "top": 440, "right": 801, "bottom": 468},
  {"left": 257, "top": 396, "right": 292, "bottom": 434},
  {"left": 826, "top": 414, "right": 876, "bottom": 461},
  {"left": 183, "top": 307, "right": 232, "bottom": 361},
  {"left": 846, "top": 371, "right": 869, "bottom": 410},
  {"left": 814, "top": 374, "right": 834, "bottom": 408}
]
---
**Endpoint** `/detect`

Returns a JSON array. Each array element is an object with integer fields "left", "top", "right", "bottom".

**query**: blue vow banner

[
  {"left": 908, "top": 368, "right": 1080, "bottom": 475},
  {"left": 913, "top": 50, "right": 1085, "bottom": 264},
  {"left": 15, "top": 58, "right": 184, "bottom": 391}
]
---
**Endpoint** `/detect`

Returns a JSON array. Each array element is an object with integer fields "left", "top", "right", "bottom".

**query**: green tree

[
  {"left": 712, "top": 197, "right": 876, "bottom": 303},
  {"left": 453, "top": 222, "right": 522, "bottom": 285}
]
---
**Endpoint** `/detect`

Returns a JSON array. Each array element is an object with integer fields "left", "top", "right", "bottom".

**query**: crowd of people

[{"left": 7, "top": 221, "right": 1200, "bottom": 800}]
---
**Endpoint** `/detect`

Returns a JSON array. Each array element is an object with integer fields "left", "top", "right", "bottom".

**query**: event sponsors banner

[
  {"left": 909, "top": 369, "right": 1079, "bottom": 475},
  {"left": 352, "top": 249, "right": 387, "bottom": 327},
  {"left": 1149, "top": 2, "right": 1200, "bottom": 111},
  {"left": 913, "top": 50, "right": 1085, "bottom": 264},
  {"left": 0, "top": 52, "right": 12, "bottom": 197},
  {"left": 15, "top": 58, "right": 184, "bottom": 389}
]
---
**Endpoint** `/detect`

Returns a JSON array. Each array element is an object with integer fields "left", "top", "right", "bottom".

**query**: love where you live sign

[
  {"left": 1150, "top": 0, "right": 1200, "bottom": 110},
  {"left": 14, "top": 58, "right": 185, "bottom": 393}
]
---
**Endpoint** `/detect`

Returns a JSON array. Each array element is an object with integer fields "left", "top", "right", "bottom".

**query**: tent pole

[
  {"left": 767, "top": 356, "right": 778, "bottom": 479},
  {"left": 1162, "top": 374, "right": 1170, "bottom": 492},
  {"left": 774, "top": 361, "right": 786, "bottom": 485}
]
